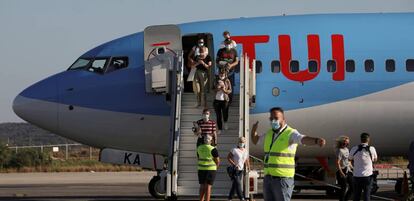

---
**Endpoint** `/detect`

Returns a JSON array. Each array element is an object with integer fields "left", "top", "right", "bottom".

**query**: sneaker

[{"left": 224, "top": 122, "right": 229, "bottom": 130}]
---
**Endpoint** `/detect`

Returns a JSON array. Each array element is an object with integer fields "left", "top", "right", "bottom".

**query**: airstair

[{"left": 143, "top": 24, "right": 257, "bottom": 200}]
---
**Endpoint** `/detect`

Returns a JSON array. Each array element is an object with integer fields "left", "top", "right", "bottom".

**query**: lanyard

[{"left": 268, "top": 126, "right": 288, "bottom": 152}]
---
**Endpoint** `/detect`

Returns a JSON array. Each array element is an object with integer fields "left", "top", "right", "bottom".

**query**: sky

[{"left": 0, "top": 0, "right": 413, "bottom": 122}]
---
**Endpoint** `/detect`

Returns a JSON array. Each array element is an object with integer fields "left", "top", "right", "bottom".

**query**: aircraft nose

[{"left": 13, "top": 76, "right": 59, "bottom": 133}]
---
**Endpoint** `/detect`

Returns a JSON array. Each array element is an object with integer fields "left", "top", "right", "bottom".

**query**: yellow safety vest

[
  {"left": 263, "top": 126, "right": 297, "bottom": 177},
  {"left": 197, "top": 144, "right": 217, "bottom": 171}
]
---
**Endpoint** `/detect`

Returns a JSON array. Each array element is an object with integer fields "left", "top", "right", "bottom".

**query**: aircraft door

[{"left": 144, "top": 25, "right": 182, "bottom": 94}]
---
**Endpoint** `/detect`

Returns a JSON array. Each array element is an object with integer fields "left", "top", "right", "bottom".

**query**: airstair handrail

[{"left": 167, "top": 51, "right": 184, "bottom": 197}]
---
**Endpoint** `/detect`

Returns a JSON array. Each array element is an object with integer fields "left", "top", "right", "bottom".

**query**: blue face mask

[{"left": 271, "top": 119, "right": 280, "bottom": 130}]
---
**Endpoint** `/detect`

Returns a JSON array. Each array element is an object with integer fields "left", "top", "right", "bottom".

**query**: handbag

[{"left": 227, "top": 165, "right": 236, "bottom": 178}]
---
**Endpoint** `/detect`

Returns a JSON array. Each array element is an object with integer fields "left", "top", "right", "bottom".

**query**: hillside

[{"left": 0, "top": 123, "right": 75, "bottom": 146}]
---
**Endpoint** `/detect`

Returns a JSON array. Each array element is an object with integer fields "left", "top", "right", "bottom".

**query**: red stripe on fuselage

[
  {"left": 279, "top": 35, "right": 321, "bottom": 82},
  {"left": 331, "top": 34, "right": 345, "bottom": 81}
]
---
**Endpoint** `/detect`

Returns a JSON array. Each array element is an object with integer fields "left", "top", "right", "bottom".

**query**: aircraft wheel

[{"left": 148, "top": 176, "right": 165, "bottom": 199}]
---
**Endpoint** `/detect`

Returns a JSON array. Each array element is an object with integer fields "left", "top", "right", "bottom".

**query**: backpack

[{"left": 353, "top": 144, "right": 373, "bottom": 161}]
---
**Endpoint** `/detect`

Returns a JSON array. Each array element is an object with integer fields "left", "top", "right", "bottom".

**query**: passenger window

[
  {"left": 327, "top": 60, "right": 336, "bottom": 73},
  {"left": 385, "top": 59, "right": 395, "bottom": 72},
  {"left": 255, "top": 60, "right": 262, "bottom": 73},
  {"left": 406, "top": 59, "right": 414, "bottom": 72},
  {"left": 365, "top": 59, "right": 374, "bottom": 72},
  {"left": 88, "top": 58, "right": 108, "bottom": 73},
  {"left": 308, "top": 60, "right": 318, "bottom": 73},
  {"left": 271, "top": 60, "right": 280, "bottom": 73},
  {"left": 68, "top": 58, "right": 91, "bottom": 70},
  {"left": 290, "top": 60, "right": 299, "bottom": 73},
  {"left": 106, "top": 57, "right": 129, "bottom": 73},
  {"left": 346, "top": 60, "right": 355, "bottom": 72}
]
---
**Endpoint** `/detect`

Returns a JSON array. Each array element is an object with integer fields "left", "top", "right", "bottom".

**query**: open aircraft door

[{"left": 144, "top": 25, "right": 182, "bottom": 95}]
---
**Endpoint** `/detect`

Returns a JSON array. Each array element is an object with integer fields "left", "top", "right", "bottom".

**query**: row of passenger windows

[
  {"left": 254, "top": 59, "right": 414, "bottom": 73},
  {"left": 68, "top": 57, "right": 129, "bottom": 74}
]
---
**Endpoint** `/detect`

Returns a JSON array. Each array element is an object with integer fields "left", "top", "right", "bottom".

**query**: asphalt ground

[{"left": 0, "top": 172, "right": 404, "bottom": 201}]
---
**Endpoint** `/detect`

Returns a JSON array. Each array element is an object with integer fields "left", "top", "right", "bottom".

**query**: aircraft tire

[{"left": 148, "top": 176, "right": 165, "bottom": 199}]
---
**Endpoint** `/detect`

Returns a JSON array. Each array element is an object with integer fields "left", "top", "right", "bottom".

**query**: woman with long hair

[{"left": 335, "top": 135, "right": 353, "bottom": 201}]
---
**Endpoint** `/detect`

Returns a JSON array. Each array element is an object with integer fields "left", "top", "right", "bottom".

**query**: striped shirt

[{"left": 196, "top": 119, "right": 217, "bottom": 136}]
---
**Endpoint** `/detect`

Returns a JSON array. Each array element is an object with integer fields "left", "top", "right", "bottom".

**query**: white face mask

[
  {"left": 219, "top": 75, "right": 225, "bottom": 80},
  {"left": 271, "top": 119, "right": 280, "bottom": 130},
  {"left": 225, "top": 45, "right": 231, "bottom": 50},
  {"left": 203, "top": 114, "right": 210, "bottom": 121},
  {"left": 238, "top": 143, "right": 245, "bottom": 148}
]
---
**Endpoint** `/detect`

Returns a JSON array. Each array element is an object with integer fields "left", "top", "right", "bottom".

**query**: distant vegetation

[
  {"left": 0, "top": 123, "right": 140, "bottom": 173},
  {"left": 0, "top": 122, "right": 74, "bottom": 146}
]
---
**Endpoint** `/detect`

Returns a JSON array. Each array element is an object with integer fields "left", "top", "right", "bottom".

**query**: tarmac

[{"left": 0, "top": 171, "right": 402, "bottom": 201}]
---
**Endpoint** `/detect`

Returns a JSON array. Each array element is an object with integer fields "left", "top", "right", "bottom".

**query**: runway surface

[{"left": 0, "top": 171, "right": 402, "bottom": 201}]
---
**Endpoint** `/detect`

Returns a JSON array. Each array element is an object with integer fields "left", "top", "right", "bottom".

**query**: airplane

[{"left": 12, "top": 12, "right": 414, "bottom": 199}]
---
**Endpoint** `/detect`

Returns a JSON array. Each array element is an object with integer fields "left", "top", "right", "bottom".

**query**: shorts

[{"left": 198, "top": 170, "right": 217, "bottom": 185}]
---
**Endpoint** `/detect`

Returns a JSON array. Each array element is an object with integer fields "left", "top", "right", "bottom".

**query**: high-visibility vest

[
  {"left": 197, "top": 144, "right": 217, "bottom": 171},
  {"left": 263, "top": 126, "right": 297, "bottom": 177}
]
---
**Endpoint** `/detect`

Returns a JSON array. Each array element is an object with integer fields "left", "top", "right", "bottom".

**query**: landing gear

[{"left": 148, "top": 175, "right": 165, "bottom": 199}]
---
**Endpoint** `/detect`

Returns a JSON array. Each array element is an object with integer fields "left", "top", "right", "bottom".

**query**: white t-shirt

[
  {"left": 258, "top": 124, "right": 305, "bottom": 151},
  {"left": 215, "top": 80, "right": 225, "bottom": 100},
  {"left": 349, "top": 143, "right": 378, "bottom": 177},
  {"left": 230, "top": 147, "right": 249, "bottom": 170}
]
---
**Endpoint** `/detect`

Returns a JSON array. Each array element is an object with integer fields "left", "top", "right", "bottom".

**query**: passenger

[
  {"left": 189, "top": 38, "right": 212, "bottom": 108},
  {"left": 408, "top": 141, "right": 414, "bottom": 190},
  {"left": 216, "top": 39, "right": 239, "bottom": 103},
  {"left": 220, "top": 31, "right": 237, "bottom": 49},
  {"left": 335, "top": 136, "right": 353, "bottom": 201},
  {"left": 251, "top": 107, "right": 326, "bottom": 201},
  {"left": 227, "top": 137, "right": 250, "bottom": 201},
  {"left": 213, "top": 68, "right": 232, "bottom": 131},
  {"left": 197, "top": 135, "right": 220, "bottom": 201},
  {"left": 349, "top": 133, "right": 378, "bottom": 201},
  {"left": 194, "top": 109, "right": 217, "bottom": 147}
]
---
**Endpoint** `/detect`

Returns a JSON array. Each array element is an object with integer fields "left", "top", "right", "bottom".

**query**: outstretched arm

[{"left": 301, "top": 136, "right": 326, "bottom": 147}]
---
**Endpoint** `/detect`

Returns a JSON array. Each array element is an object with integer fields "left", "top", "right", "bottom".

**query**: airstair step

[
  {"left": 181, "top": 121, "right": 239, "bottom": 129},
  {"left": 177, "top": 186, "right": 229, "bottom": 196}
]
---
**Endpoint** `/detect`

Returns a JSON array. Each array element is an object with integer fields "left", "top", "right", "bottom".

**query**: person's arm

[
  {"left": 245, "top": 153, "right": 251, "bottom": 171},
  {"left": 335, "top": 151, "right": 345, "bottom": 178},
  {"left": 301, "top": 136, "right": 326, "bottom": 147},
  {"left": 371, "top": 147, "right": 378, "bottom": 162},
  {"left": 212, "top": 148, "right": 220, "bottom": 167},
  {"left": 224, "top": 79, "right": 232, "bottom": 94},
  {"left": 188, "top": 48, "right": 195, "bottom": 64},
  {"left": 214, "top": 157, "right": 220, "bottom": 167},
  {"left": 227, "top": 151, "right": 236, "bottom": 166},
  {"left": 229, "top": 57, "right": 239, "bottom": 69},
  {"left": 251, "top": 121, "right": 260, "bottom": 145}
]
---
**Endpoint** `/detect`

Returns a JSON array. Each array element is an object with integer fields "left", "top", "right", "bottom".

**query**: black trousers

[
  {"left": 228, "top": 170, "right": 244, "bottom": 200},
  {"left": 353, "top": 176, "right": 372, "bottom": 201},
  {"left": 213, "top": 100, "right": 229, "bottom": 130},
  {"left": 336, "top": 170, "right": 353, "bottom": 201}
]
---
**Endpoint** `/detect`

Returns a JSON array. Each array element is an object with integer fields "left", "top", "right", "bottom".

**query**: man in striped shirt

[{"left": 194, "top": 109, "right": 217, "bottom": 147}]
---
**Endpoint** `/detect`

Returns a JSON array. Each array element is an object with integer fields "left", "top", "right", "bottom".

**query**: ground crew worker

[
  {"left": 197, "top": 135, "right": 220, "bottom": 201},
  {"left": 251, "top": 107, "right": 326, "bottom": 201},
  {"left": 349, "top": 133, "right": 378, "bottom": 201}
]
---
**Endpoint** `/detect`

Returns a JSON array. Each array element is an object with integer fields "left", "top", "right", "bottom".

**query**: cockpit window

[
  {"left": 68, "top": 58, "right": 91, "bottom": 70},
  {"left": 106, "top": 57, "right": 129, "bottom": 73},
  {"left": 87, "top": 58, "right": 108, "bottom": 73}
]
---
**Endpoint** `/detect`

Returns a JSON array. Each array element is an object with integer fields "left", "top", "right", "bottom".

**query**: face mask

[
  {"left": 225, "top": 45, "right": 231, "bottom": 50},
  {"left": 238, "top": 143, "right": 245, "bottom": 148},
  {"left": 271, "top": 119, "right": 280, "bottom": 130},
  {"left": 219, "top": 75, "right": 225, "bottom": 80},
  {"left": 203, "top": 114, "right": 209, "bottom": 121},
  {"left": 198, "top": 43, "right": 204, "bottom": 47}
]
